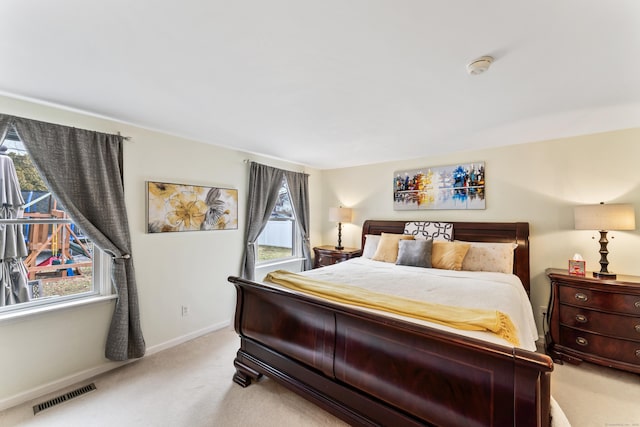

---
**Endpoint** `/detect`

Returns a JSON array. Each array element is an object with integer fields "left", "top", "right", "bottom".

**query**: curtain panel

[
  {"left": 282, "top": 170, "right": 312, "bottom": 271},
  {"left": 0, "top": 114, "right": 145, "bottom": 361},
  {"left": 241, "top": 162, "right": 311, "bottom": 279},
  {"left": 241, "top": 162, "right": 284, "bottom": 280}
]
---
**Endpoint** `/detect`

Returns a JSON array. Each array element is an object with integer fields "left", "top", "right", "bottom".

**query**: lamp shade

[
  {"left": 574, "top": 203, "right": 636, "bottom": 231},
  {"left": 329, "top": 207, "right": 352, "bottom": 223}
]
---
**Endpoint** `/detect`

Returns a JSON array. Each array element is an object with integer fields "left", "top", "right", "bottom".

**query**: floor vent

[{"left": 33, "top": 383, "right": 97, "bottom": 415}]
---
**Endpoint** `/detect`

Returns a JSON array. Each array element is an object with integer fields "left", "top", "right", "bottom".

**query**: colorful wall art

[
  {"left": 147, "top": 181, "right": 238, "bottom": 233},
  {"left": 393, "top": 162, "right": 485, "bottom": 210}
]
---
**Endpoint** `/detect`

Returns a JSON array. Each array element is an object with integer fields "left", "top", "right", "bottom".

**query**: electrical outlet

[{"left": 181, "top": 305, "right": 189, "bottom": 317}]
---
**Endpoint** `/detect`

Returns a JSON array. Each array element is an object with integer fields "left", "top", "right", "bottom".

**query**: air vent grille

[{"left": 33, "top": 383, "right": 96, "bottom": 415}]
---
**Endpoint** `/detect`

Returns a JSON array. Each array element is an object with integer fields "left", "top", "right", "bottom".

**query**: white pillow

[
  {"left": 404, "top": 221, "right": 453, "bottom": 241},
  {"left": 459, "top": 241, "right": 518, "bottom": 274},
  {"left": 362, "top": 234, "right": 381, "bottom": 259}
]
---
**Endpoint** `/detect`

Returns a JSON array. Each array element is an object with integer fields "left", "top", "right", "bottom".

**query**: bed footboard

[{"left": 229, "top": 276, "right": 553, "bottom": 427}]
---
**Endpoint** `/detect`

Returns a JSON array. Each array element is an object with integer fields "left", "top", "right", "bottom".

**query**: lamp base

[
  {"left": 335, "top": 222, "right": 344, "bottom": 251},
  {"left": 593, "top": 230, "right": 616, "bottom": 280},
  {"left": 593, "top": 271, "right": 616, "bottom": 280}
]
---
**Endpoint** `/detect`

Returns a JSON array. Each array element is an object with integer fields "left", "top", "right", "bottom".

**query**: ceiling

[{"left": 1, "top": 1, "right": 639, "bottom": 169}]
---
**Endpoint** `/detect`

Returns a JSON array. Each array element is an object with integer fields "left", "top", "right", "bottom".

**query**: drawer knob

[
  {"left": 575, "top": 314, "right": 588, "bottom": 323},
  {"left": 635, "top": 301, "right": 640, "bottom": 309},
  {"left": 576, "top": 337, "right": 588, "bottom": 346},
  {"left": 636, "top": 350, "right": 640, "bottom": 359},
  {"left": 575, "top": 293, "right": 588, "bottom": 302},
  {"left": 636, "top": 325, "right": 640, "bottom": 333}
]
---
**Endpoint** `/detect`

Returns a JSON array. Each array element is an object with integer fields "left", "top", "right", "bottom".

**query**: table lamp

[
  {"left": 574, "top": 202, "right": 636, "bottom": 279},
  {"left": 329, "top": 207, "right": 352, "bottom": 250}
]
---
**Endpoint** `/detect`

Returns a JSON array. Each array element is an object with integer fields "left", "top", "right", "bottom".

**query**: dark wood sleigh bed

[{"left": 228, "top": 220, "right": 553, "bottom": 426}]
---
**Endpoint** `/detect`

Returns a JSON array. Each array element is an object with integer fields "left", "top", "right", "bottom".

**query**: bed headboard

[{"left": 361, "top": 220, "right": 531, "bottom": 295}]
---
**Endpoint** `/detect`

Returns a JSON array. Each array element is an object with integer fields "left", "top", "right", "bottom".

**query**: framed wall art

[
  {"left": 147, "top": 181, "right": 238, "bottom": 233},
  {"left": 393, "top": 162, "right": 485, "bottom": 210}
]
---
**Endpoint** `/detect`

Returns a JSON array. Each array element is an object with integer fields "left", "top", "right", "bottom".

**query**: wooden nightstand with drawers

[
  {"left": 546, "top": 268, "right": 640, "bottom": 374},
  {"left": 313, "top": 246, "right": 361, "bottom": 268}
]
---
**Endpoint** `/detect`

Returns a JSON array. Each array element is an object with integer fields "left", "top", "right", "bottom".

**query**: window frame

[
  {"left": 255, "top": 178, "right": 303, "bottom": 266},
  {"left": 0, "top": 137, "right": 113, "bottom": 318},
  {"left": 0, "top": 243, "right": 113, "bottom": 319}
]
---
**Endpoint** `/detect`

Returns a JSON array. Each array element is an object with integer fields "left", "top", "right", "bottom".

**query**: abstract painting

[
  {"left": 147, "top": 181, "right": 238, "bottom": 233},
  {"left": 393, "top": 162, "right": 485, "bottom": 210}
]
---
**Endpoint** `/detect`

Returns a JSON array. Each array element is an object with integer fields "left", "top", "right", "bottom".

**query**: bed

[{"left": 228, "top": 220, "right": 554, "bottom": 426}]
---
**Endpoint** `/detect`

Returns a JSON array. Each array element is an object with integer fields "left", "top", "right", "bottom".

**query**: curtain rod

[
  {"left": 2, "top": 114, "right": 134, "bottom": 142},
  {"left": 117, "top": 132, "right": 132, "bottom": 141},
  {"left": 243, "top": 159, "right": 309, "bottom": 175}
]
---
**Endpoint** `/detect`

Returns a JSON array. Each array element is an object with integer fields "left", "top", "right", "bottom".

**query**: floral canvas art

[
  {"left": 147, "top": 181, "right": 238, "bottom": 233},
  {"left": 393, "top": 162, "right": 485, "bottom": 210}
]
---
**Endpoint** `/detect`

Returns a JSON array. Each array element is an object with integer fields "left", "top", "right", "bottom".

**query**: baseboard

[
  {"left": 0, "top": 360, "right": 129, "bottom": 412},
  {"left": 0, "top": 320, "right": 230, "bottom": 412},
  {"left": 145, "top": 320, "right": 230, "bottom": 356}
]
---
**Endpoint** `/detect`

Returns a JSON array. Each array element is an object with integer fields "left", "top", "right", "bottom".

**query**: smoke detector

[{"left": 466, "top": 56, "right": 494, "bottom": 75}]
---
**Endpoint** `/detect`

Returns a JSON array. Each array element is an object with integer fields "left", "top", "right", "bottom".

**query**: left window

[{"left": 0, "top": 130, "right": 110, "bottom": 314}]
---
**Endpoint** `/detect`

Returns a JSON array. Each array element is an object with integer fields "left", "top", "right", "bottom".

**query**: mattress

[{"left": 268, "top": 257, "right": 540, "bottom": 351}]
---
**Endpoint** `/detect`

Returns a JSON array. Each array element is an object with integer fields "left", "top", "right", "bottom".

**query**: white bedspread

[
  {"left": 292, "top": 257, "right": 540, "bottom": 351},
  {"left": 261, "top": 258, "right": 570, "bottom": 424}
]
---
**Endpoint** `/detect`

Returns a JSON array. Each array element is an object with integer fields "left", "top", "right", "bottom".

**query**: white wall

[
  {"left": 320, "top": 128, "right": 640, "bottom": 333},
  {"left": 0, "top": 95, "right": 323, "bottom": 409}
]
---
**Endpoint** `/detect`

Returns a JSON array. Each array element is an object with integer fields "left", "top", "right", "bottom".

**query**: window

[
  {"left": 0, "top": 131, "right": 110, "bottom": 315},
  {"left": 256, "top": 178, "right": 301, "bottom": 263}
]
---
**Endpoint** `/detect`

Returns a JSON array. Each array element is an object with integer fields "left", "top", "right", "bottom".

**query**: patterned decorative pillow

[
  {"left": 460, "top": 241, "right": 518, "bottom": 274},
  {"left": 396, "top": 239, "right": 433, "bottom": 268},
  {"left": 371, "top": 233, "right": 414, "bottom": 263},
  {"left": 404, "top": 222, "right": 453, "bottom": 241},
  {"left": 362, "top": 234, "right": 381, "bottom": 259}
]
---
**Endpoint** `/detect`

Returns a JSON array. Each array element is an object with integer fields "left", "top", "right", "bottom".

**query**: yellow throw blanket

[{"left": 264, "top": 270, "right": 519, "bottom": 346}]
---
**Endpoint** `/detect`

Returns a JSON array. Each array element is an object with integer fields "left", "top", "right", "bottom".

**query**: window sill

[
  {"left": 256, "top": 257, "right": 306, "bottom": 269},
  {"left": 0, "top": 294, "right": 117, "bottom": 324}
]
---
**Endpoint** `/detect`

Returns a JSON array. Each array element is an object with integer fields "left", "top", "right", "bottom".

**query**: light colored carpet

[
  {"left": 550, "top": 356, "right": 640, "bottom": 427},
  {"left": 1, "top": 327, "right": 638, "bottom": 426}
]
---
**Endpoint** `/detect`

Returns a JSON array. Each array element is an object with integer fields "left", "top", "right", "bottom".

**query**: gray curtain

[
  {"left": 282, "top": 170, "right": 311, "bottom": 271},
  {"left": 0, "top": 114, "right": 145, "bottom": 361},
  {"left": 241, "top": 162, "right": 284, "bottom": 280}
]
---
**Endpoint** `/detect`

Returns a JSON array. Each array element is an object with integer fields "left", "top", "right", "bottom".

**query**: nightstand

[
  {"left": 546, "top": 268, "right": 640, "bottom": 374},
  {"left": 313, "top": 246, "right": 361, "bottom": 268}
]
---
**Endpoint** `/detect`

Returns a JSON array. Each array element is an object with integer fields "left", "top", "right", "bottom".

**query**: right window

[{"left": 256, "top": 178, "right": 301, "bottom": 264}]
